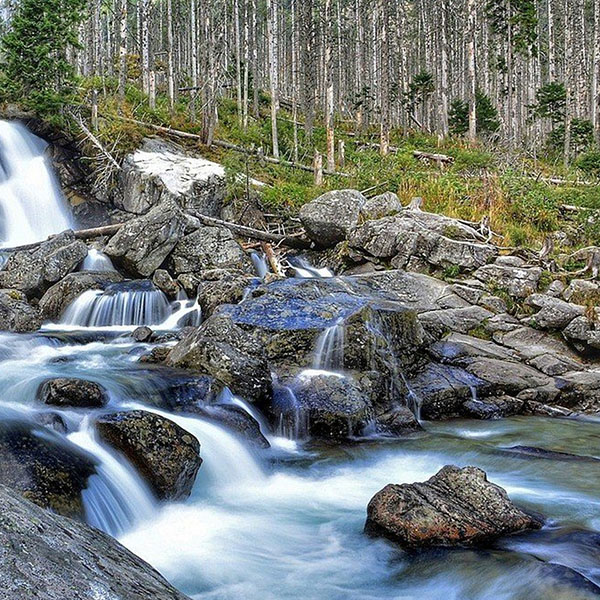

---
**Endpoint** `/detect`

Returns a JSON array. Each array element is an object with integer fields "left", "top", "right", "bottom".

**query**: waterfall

[
  {"left": 289, "top": 257, "right": 334, "bottom": 279},
  {"left": 251, "top": 252, "right": 269, "bottom": 279},
  {"left": 69, "top": 422, "right": 157, "bottom": 537},
  {"left": 0, "top": 120, "right": 73, "bottom": 247},
  {"left": 157, "top": 297, "right": 202, "bottom": 329},
  {"left": 312, "top": 319, "right": 345, "bottom": 371},
  {"left": 60, "top": 281, "right": 171, "bottom": 328},
  {"left": 81, "top": 249, "right": 116, "bottom": 272}
]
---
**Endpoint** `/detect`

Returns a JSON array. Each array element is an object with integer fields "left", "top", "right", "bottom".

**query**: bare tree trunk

[
  {"left": 592, "top": 0, "right": 600, "bottom": 140},
  {"left": 117, "top": 0, "right": 127, "bottom": 101},
  {"left": 141, "top": 0, "right": 150, "bottom": 95},
  {"left": 325, "top": 0, "right": 335, "bottom": 171},
  {"left": 266, "top": 0, "right": 279, "bottom": 158},
  {"left": 439, "top": 0, "right": 449, "bottom": 136},
  {"left": 379, "top": 0, "right": 390, "bottom": 155},
  {"left": 467, "top": 0, "right": 477, "bottom": 142},
  {"left": 167, "top": 0, "right": 176, "bottom": 113}
]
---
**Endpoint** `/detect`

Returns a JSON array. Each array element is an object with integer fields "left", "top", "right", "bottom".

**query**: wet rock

[
  {"left": 0, "top": 289, "right": 41, "bottom": 332},
  {"left": 502, "top": 445, "right": 600, "bottom": 462},
  {"left": 554, "top": 371, "right": 600, "bottom": 412},
  {"left": 132, "top": 326, "right": 153, "bottom": 343},
  {"left": 38, "top": 377, "right": 108, "bottom": 408},
  {"left": 139, "top": 346, "right": 172, "bottom": 364},
  {"left": 39, "top": 270, "right": 123, "bottom": 320},
  {"left": 34, "top": 412, "right": 68, "bottom": 434},
  {"left": 299, "top": 189, "right": 366, "bottom": 247},
  {"left": 365, "top": 465, "right": 542, "bottom": 548},
  {"left": 525, "top": 294, "right": 584, "bottom": 329},
  {"left": 349, "top": 211, "right": 498, "bottom": 270},
  {"left": 474, "top": 262, "right": 542, "bottom": 298},
  {"left": 374, "top": 406, "right": 422, "bottom": 436},
  {"left": 104, "top": 199, "right": 190, "bottom": 277},
  {"left": 361, "top": 191, "right": 403, "bottom": 220},
  {"left": 0, "top": 231, "right": 88, "bottom": 298},
  {"left": 152, "top": 268, "right": 180, "bottom": 299},
  {"left": 96, "top": 410, "right": 202, "bottom": 501},
  {"left": 462, "top": 395, "right": 524, "bottom": 419},
  {"left": 0, "top": 483, "right": 191, "bottom": 600},
  {"left": 166, "top": 314, "right": 272, "bottom": 404},
  {"left": 118, "top": 137, "right": 225, "bottom": 217},
  {"left": 168, "top": 225, "right": 252, "bottom": 276},
  {"left": 197, "top": 269, "right": 256, "bottom": 317},
  {"left": 276, "top": 371, "right": 372, "bottom": 439},
  {"left": 0, "top": 420, "right": 96, "bottom": 519}
]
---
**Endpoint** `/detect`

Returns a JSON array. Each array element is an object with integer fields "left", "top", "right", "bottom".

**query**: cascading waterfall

[
  {"left": 0, "top": 120, "right": 73, "bottom": 247},
  {"left": 251, "top": 252, "right": 269, "bottom": 279},
  {"left": 289, "top": 257, "right": 334, "bottom": 279},
  {"left": 59, "top": 281, "right": 172, "bottom": 328},
  {"left": 312, "top": 318, "right": 345, "bottom": 371},
  {"left": 81, "top": 249, "right": 116, "bottom": 272},
  {"left": 69, "top": 422, "right": 157, "bottom": 537}
]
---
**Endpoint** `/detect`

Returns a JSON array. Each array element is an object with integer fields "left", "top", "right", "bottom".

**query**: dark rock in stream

[
  {"left": 166, "top": 314, "right": 272, "bottom": 405},
  {"left": 38, "top": 378, "right": 108, "bottom": 408},
  {"left": 365, "top": 465, "right": 542, "bottom": 548},
  {"left": 0, "top": 289, "right": 42, "bottom": 332},
  {"left": 132, "top": 325, "right": 154, "bottom": 342},
  {"left": 0, "top": 483, "right": 191, "bottom": 600},
  {"left": 501, "top": 445, "right": 600, "bottom": 462},
  {"left": 0, "top": 420, "right": 96, "bottom": 519},
  {"left": 96, "top": 410, "right": 202, "bottom": 500}
]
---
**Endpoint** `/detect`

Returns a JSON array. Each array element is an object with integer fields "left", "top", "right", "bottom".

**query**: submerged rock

[
  {"left": 365, "top": 465, "right": 542, "bottom": 548},
  {"left": 38, "top": 270, "right": 123, "bottom": 321},
  {"left": 0, "top": 483, "right": 191, "bottom": 600},
  {"left": 0, "top": 289, "right": 41, "bottom": 332},
  {"left": 0, "top": 420, "right": 96, "bottom": 519},
  {"left": 96, "top": 410, "right": 202, "bottom": 501},
  {"left": 299, "top": 189, "right": 366, "bottom": 247},
  {"left": 0, "top": 231, "right": 88, "bottom": 298},
  {"left": 167, "top": 314, "right": 272, "bottom": 404},
  {"left": 104, "top": 199, "right": 190, "bottom": 277},
  {"left": 38, "top": 377, "right": 108, "bottom": 408}
]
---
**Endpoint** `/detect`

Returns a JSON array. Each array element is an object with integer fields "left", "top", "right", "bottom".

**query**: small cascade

[
  {"left": 60, "top": 281, "right": 171, "bottom": 328},
  {"left": 69, "top": 422, "right": 156, "bottom": 537},
  {"left": 289, "top": 257, "right": 334, "bottom": 279},
  {"left": 0, "top": 120, "right": 73, "bottom": 247},
  {"left": 273, "top": 382, "right": 309, "bottom": 440},
  {"left": 250, "top": 252, "right": 269, "bottom": 279},
  {"left": 81, "top": 249, "right": 116, "bottom": 272},
  {"left": 312, "top": 318, "right": 345, "bottom": 371},
  {"left": 157, "top": 294, "right": 202, "bottom": 330}
]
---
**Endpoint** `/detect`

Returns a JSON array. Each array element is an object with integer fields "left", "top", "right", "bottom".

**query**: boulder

[
  {"left": 132, "top": 326, "right": 154, "bottom": 342},
  {"left": 365, "top": 465, "right": 542, "bottom": 547},
  {"left": 360, "top": 191, "right": 403, "bottom": 220},
  {"left": 0, "top": 289, "right": 41, "bottom": 332},
  {"left": 104, "top": 199, "right": 190, "bottom": 277},
  {"left": 418, "top": 306, "right": 494, "bottom": 340},
  {"left": 299, "top": 189, "right": 366, "bottom": 247},
  {"left": 166, "top": 314, "right": 272, "bottom": 404},
  {"left": 0, "top": 420, "right": 96, "bottom": 519},
  {"left": 152, "top": 268, "right": 181, "bottom": 298},
  {"left": 0, "top": 231, "right": 88, "bottom": 298},
  {"left": 349, "top": 211, "right": 498, "bottom": 270},
  {"left": 275, "top": 371, "right": 373, "bottom": 439},
  {"left": 37, "top": 378, "right": 108, "bottom": 408},
  {"left": 525, "top": 294, "right": 584, "bottom": 330},
  {"left": 118, "top": 137, "right": 225, "bottom": 217},
  {"left": 196, "top": 269, "right": 256, "bottom": 317},
  {"left": 38, "top": 270, "right": 123, "bottom": 321},
  {"left": 168, "top": 225, "right": 252, "bottom": 276},
  {"left": 474, "top": 262, "right": 542, "bottom": 298},
  {"left": 96, "top": 410, "right": 202, "bottom": 501},
  {"left": 0, "top": 483, "right": 191, "bottom": 600}
]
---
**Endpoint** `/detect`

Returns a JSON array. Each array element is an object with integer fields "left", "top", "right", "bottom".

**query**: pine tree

[{"left": 0, "top": 0, "right": 87, "bottom": 113}]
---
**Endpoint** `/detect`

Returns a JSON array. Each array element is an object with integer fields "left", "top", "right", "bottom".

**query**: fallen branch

[
  {"left": 261, "top": 242, "right": 286, "bottom": 277},
  {"left": 413, "top": 150, "right": 454, "bottom": 165},
  {"left": 69, "top": 112, "right": 121, "bottom": 171}
]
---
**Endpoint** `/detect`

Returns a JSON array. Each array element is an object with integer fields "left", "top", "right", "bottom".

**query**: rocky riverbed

[{"left": 1, "top": 120, "right": 600, "bottom": 599}]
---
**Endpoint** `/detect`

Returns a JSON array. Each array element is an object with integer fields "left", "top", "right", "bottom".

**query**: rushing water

[
  {"left": 82, "top": 249, "right": 116, "bottom": 272},
  {"left": 0, "top": 120, "right": 72, "bottom": 246},
  {"left": 1, "top": 121, "right": 599, "bottom": 599}
]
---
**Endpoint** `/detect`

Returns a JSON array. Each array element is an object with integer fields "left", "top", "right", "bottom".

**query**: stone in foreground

[
  {"left": 365, "top": 465, "right": 542, "bottom": 548},
  {"left": 38, "top": 377, "right": 108, "bottom": 408},
  {"left": 96, "top": 410, "right": 201, "bottom": 500},
  {"left": 0, "top": 484, "right": 190, "bottom": 600}
]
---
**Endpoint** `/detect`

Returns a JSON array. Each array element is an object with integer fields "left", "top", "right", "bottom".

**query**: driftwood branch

[{"left": 70, "top": 112, "right": 122, "bottom": 171}]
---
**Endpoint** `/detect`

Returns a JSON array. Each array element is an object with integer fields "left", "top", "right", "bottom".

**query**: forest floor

[{"left": 72, "top": 79, "right": 600, "bottom": 252}]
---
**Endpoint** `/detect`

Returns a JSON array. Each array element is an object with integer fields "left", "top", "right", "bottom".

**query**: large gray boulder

[
  {"left": 117, "top": 137, "right": 225, "bottom": 217},
  {"left": 525, "top": 294, "right": 584, "bottom": 330},
  {"left": 96, "top": 410, "right": 201, "bottom": 501},
  {"left": 0, "top": 483, "right": 191, "bottom": 600},
  {"left": 38, "top": 270, "right": 123, "bottom": 321},
  {"left": 104, "top": 199, "right": 190, "bottom": 277},
  {"left": 0, "top": 231, "right": 88, "bottom": 298},
  {"left": 168, "top": 226, "right": 252, "bottom": 276},
  {"left": 166, "top": 314, "right": 272, "bottom": 404},
  {"left": 0, "top": 289, "right": 41, "bottom": 332},
  {"left": 360, "top": 191, "right": 403, "bottom": 220},
  {"left": 299, "top": 189, "right": 366, "bottom": 247},
  {"left": 474, "top": 261, "right": 542, "bottom": 298},
  {"left": 365, "top": 465, "right": 542, "bottom": 547},
  {"left": 349, "top": 211, "right": 498, "bottom": 270},
  {"left": 196, "top": 269, "right": 255, "bottom": 317},
  {"left": 0, "top": 420, "right": 96, "bottom": 519}
]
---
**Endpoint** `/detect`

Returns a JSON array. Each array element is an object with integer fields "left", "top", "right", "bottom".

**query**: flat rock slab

[
  {"left": 0, "top": 483, "right": 190, "bottom": 599},
  {"left": 365, "top": 465, "right": 542, "bottom": 548}
]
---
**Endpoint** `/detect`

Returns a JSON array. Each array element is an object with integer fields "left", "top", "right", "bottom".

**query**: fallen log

[{"left": 413, "top": 150, "right": 454, "bottom": 165}]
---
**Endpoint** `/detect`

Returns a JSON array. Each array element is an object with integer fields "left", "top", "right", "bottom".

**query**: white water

[
  {"left": 251, "top": 252, "right": 269, "bottom": 279},
  {"left": 312, "top": 319, "right": 345, "bottom": 371},
  {"left": 0, "top": 120, "right": 73, "bottom": 247},
  {"left": 158, "top": 297, "right": 202, "bottom": 329},
  {"left": 82, "top": 249, "right": 116, "bottom": 272},
  {"left": 290, "top": 257, "right": 334, "bottom": 279}
]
